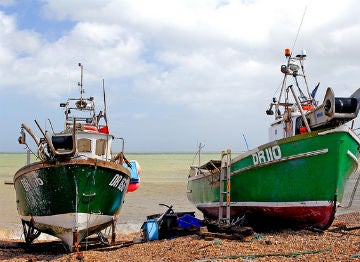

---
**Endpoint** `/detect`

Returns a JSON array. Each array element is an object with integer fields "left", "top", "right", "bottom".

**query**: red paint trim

[{"left": 198, "top": 203, "right": 335, "bottom": 229}]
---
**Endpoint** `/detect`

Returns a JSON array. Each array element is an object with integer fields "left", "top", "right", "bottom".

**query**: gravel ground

[{"left": 2, "top": 212, "right": 360, "bottom": 261}]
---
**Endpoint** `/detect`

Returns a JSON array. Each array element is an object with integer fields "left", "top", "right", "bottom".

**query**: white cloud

[
  {"left": 2, "top": 0, "right": 360, "bottom": 102},
  {"left": 0, "top": 12, "right": 42, "bottom": 57},
  {"left": 2, "top": 0, "right": 360, "bottom": 151}
]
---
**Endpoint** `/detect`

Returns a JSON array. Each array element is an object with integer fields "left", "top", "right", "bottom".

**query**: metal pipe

[
  {"left": 21, "top": 123, "right": 41, "bottom": 146},
  {"left": 36, "top": 119, "right": 77, "bottom": 156},
  {"left": 289, "top": 85, "right": 311, "bottom": 132}
]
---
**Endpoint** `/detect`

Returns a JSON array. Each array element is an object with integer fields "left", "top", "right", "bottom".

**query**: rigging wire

[
  {"left": 272, "top": 7, "right": 308, "bottom": 101},
  {"left": 291, "top": 6, "right": 307, "bottom": 55}
]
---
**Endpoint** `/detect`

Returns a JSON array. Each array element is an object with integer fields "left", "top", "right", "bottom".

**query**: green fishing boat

[
  {"left": 187, "top": 49, "right": 360, "bottom": 229},
  {"left": 14, "top": 64, "right": 140, "bottom": 251}
]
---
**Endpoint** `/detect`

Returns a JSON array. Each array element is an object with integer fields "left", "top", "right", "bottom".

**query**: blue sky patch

[{"left": 1, "top": 0, "right": 75, "bottom": 42}]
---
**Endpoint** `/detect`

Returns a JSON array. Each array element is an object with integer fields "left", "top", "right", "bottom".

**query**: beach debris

[
  {"left": 198, "top": 224, "right": 253, "bottom": 241},
  {"left": 141, "top": 204, "right": 254, "bottom": 242},
  {"left": 141, "top": 204, "right": 201, "bottom": 241}
]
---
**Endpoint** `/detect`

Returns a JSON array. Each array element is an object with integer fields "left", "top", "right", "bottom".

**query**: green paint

[
  {"left": 14, "top": 164, "right": 129, "bottom": 217},
  {"left": 188, "top": 129, "right": 359, "bottom": 204}
]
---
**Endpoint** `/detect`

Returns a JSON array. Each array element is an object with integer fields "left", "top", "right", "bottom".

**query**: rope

[
  {"left": 209, "top": 248, "right": 331, "bottom": 260},
  {"left": 327, "top": 226, "right": 360, "bottom": 237}
]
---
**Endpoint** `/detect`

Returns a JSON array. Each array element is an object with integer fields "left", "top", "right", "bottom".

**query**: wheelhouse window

[
  {"left": 96, "top": 139, "right": 107, "bottom": 156},
  {"left": 77, "top": 138, "right": 91, "bottom": 152}
]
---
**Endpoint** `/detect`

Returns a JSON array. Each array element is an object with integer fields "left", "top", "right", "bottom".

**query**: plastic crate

[{"left": 177, "top": 214, "right": 200, "bottom": 228}]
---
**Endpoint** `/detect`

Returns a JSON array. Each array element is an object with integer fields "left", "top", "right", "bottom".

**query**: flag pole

[
  {"left": 103, "top": 79, "right": 110, "bottom": 161},
  {"left": 102, "top": 79, "right": 108, "bottom": 127}
]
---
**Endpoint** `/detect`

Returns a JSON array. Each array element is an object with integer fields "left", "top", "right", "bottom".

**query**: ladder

[{"left": 218, "top": 149, "right": 231, "bottom": 224}]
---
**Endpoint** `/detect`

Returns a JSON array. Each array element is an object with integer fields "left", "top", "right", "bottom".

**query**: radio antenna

[{"left": 291, "top": 6, "right": 307, "bottom": 55}]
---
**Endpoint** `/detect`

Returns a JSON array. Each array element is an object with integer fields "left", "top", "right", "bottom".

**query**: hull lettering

[
  {"left": 109, "top": 174, "right": 127, "bottom": 192},
  {"left": 252, "top": 145, "right": 282, "bottom": 165},
  {"left": 20, "top": 175, "right": 44, "bottom": 192}
]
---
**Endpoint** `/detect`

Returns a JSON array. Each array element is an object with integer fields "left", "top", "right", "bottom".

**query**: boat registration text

[
  {"left": 252, "top": 145, "right": 282, "bottom": 165},
  {"left": 20, "top": 175, "right": 44, "bottom": 192},
  {"left": 109, "top": 174, "right": 127, "bottom": 192}
]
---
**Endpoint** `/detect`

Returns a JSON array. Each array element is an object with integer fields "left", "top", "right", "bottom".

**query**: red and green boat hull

[
  {"left": 14, "top": 159, "right": 130, "bottom": 249},
  {"left": 187, "top": 127, "right": 360, "bottom": 229}
]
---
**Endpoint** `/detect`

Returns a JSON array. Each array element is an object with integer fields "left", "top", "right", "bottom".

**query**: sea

[
  {"left": 0, "top": 152, "right": 219, "bottom": 241},
  {"left": 1, "top": 152, "right": 360, "bottom": 242}
]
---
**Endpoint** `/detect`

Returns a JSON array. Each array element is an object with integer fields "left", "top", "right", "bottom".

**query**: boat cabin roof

[{"left": 199, "top": 160, "right": 221, "bottom": 170}]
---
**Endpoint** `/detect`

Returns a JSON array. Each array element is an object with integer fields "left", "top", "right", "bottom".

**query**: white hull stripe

[
  {"left": 232, "top": 149, "right": 328, "bottom": 175},
  {"left": 319, "top": 125, "right": 360, "bottom": 145},
  {"left": 347, "top": 150, "right": 359, "bottom": 168},
  {"left": 197, "top": 200, "right": 333, "bottom": 208}
]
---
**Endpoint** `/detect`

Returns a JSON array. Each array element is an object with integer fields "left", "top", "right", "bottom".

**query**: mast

[
  {"left": 198, "top": 143, "right": 203, "bottom": 166},
  {"left": 78, "top": 63, "right": 84, "bottom": 100},
  {"left": 102, "top": 79, "right": 108, "bottom": 127}
]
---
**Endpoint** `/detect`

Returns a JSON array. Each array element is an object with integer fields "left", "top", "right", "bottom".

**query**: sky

[{"left": 1, "top": 0, "right": 360, "bottom": 153}]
